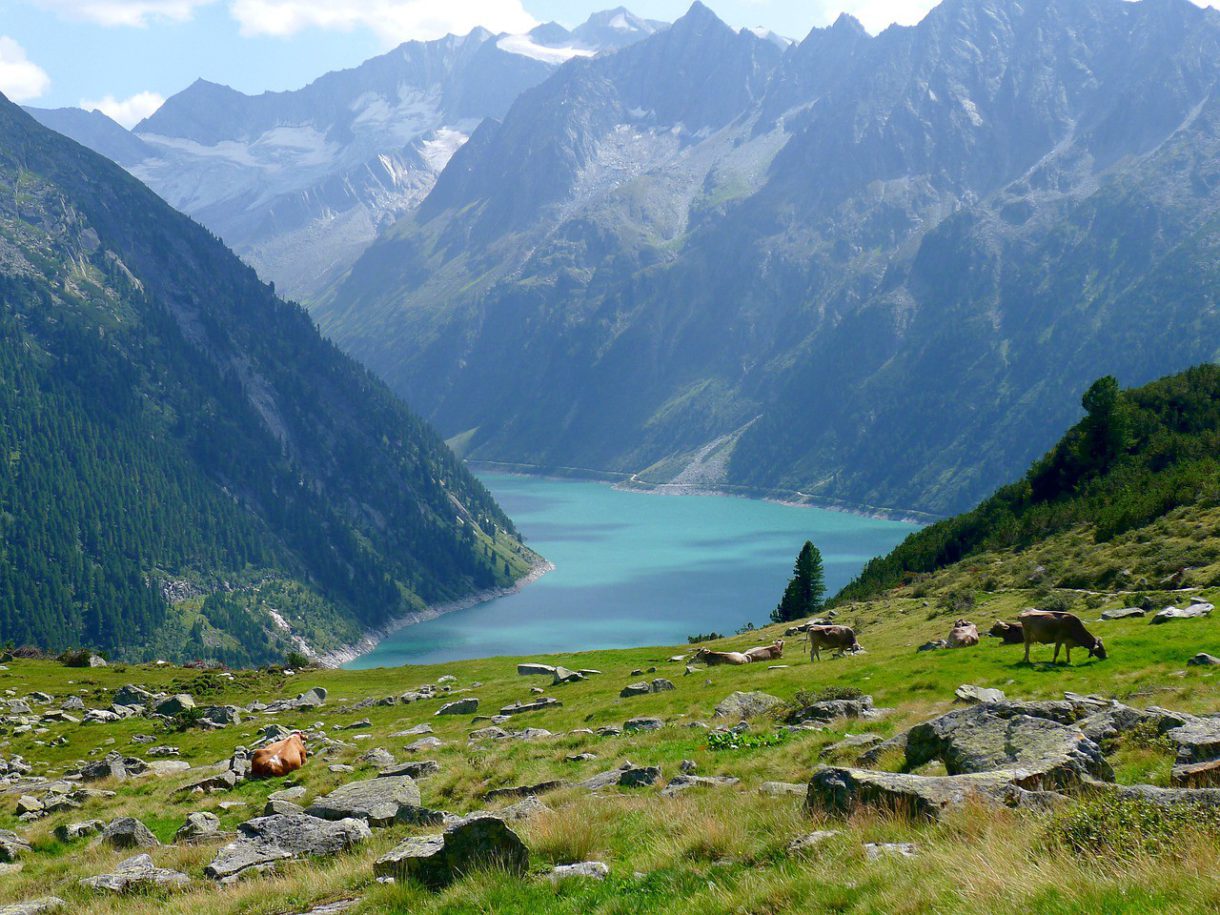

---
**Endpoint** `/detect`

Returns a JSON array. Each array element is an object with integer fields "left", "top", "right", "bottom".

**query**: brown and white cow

[
  {"left": 1018, "top": 609, "right": 1107, "bottom": 664},
  {"left": 807, "top": 625, "right": 861, "bottom": 661},
  {"left": 947, "top": 619, "right": 980, "bottom": 648},
  {"left": 743, "top": 640, "right": 784, "bottom": 662},
  {"left": 989, "top": 620, "right": 1024, "bottom": 644},
  {"left": 251, "top": 732, "right": 308, "bottom": 778},
  {"left": 692, "top": 648, "right": 751, "bottom": 666}
]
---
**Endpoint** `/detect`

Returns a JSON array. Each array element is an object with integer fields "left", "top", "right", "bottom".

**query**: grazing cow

[
  {"left": 692, "top": 648, "right": 751, "bottom": 666},
  {"left": 807, "top": 625, "right": 861, "bottom": 661},
  {"left": 1019, "top": 609, "right": 1107, "bottom": 664},
  {"left": 743, "top": 640, "right": 784, "bottom": 662},
  {"left": 251, "top": 732, "right": 308, "bottom": 778},
  {"left": 947, "top": 619, "right": 979, "bottom": 648},
  {"left": 989, "top": 620, "right": 1024, "bottom": 644}
]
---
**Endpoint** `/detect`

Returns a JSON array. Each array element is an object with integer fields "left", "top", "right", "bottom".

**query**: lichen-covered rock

[
  {"left": 1164, "top": 717, "right": 1220, "bottom": 764},
  {"left": 0, "top": 830, "right": 31, "bottom": 862},
  {"left": 1151, "top": 602, "right": 1213, "bottom": 624},
  {"left": 205, "top": 814, "right": 370, "bottom": 882},
  {"left": 623, "top": 717, "right": 663, "bottom": 732},
  {"left": 499, "top": 698, "right": 561, "bottom": 716},
  {"left": 954, "top": 685, "right": 1006, "bottom": 704},
  {"left": 0, "top": 898, "right": 66, "bottom": 914},
  {"left": 807, "top": 767, "right": 1028, "bottom": 820},
  {"left": 380, "top": 759, "right": 440, "bottom": 779},
  {"left": 787, "top": 697, "right": 875, "bottom": 723},
  {"left": 373, "top": 815, "right": 528, "bottom": 888},
  {"left": 175, "top": 812, "right": 221, "bottom": 843},
  {"left": 435, "top": 698, "right": 478, "bottom": 716},
  {"left": 549, "top": 861, "right": 609, "bottom": 880},
  {"left": 482, "top": 780, "right": 566, "bottom": 802},
  {"left": 517, "top": 664, "right": 556, "bottom": 677},
  {"left": 660, "top": 775, "right": 738, "bottom": 797},
  {"left": 305, "top": 775, "right": 421, "bottom": 827},
  {"left": 1170, "top": 759, "right": 1220, "bottom": 788},
  {"left": 904, "top": 704, "right": 1113, "bottom": 788},
  {"left": 80, "top": 854, "right": 189, "bottom": 893},
  {"left": 153, "top": 694, "right": 195, "bottom": 717},
  {"left": 1187, "top": 653, "right": 1220, "bottom": 666},
  {"left": 100, "top": 817, "right": 160, "bottom": 849},
  {"left": 79, "top": 752, "right": 148, "bottom": 782},
  {"left": 713, "top": 691, "right": 783, "bottom": 720},
  {"left": 54, "top": 820, "right": 103, "bottom": 842}
]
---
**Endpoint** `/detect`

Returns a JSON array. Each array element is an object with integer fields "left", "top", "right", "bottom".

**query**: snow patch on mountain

[{"left": 497, "top": 34, "right": 597, "bottom": 64}]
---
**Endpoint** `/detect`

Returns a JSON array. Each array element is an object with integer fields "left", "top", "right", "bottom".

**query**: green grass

[{"left": 0, "top": 540, "right": 1216, "bottom": 913}]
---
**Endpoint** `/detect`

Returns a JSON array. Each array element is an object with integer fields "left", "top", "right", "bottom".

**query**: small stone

[
  {"left": 1100, "top": 607, "right": 1146, "bottom": 620},
  {"left": 175, "top": 812, "right": 222, "bottom": 843},
  {"left": 405, "top": 737, "right": 444, "bottom": 753},
  {"left": 788, "top": 831, "right": 838, "bottom": 854},
  {"left": 549, "top": 861, "right": 609, "bottom": 881},
  {"left": 954, "top": 685, "right": 1006, "bottom": 704},
  {"left": 624, "top": 717, "right": 663, "bottom": 732},
  {"left": 865, "top": 842, "right": 918, "bottom": 860}
]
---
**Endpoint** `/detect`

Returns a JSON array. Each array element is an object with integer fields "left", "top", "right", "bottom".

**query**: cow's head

[
  {"left": 292, "top": 731, "right": 308, "bottom": 758},
  {"left": 1089, "top": 638, "right": 1107, "bottom": 661}
]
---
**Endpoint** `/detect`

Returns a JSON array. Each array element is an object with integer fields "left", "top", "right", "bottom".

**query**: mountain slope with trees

[
  {"left": 834, "top": 365, "right": 1220, "bottom": 604},
  {"left": 320, "top": 0, "right": 1220, "bottom": 517},
  {"left": 0, "top": 93, "right": 534, "bottom": 665}
]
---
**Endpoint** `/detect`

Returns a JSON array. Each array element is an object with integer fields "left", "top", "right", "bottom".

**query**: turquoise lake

[{"left": 346, "top": 474, "right": 918, "bottom": 668}]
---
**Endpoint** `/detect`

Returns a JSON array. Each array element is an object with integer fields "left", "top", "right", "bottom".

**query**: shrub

[
  {"left": 686, "top": 632, "right": 724, "bottom": 644},
  {"left": 795, "top": 686, "right": 864, "bottom": 704},
  {"left": 58, "top": 648, "right": 100, "bottom": 668},
  {"left": 707, "top": 729, "right": 790, "bottom": 752},
  {"left": 1050, "top": 794, "right": 1220, "bottom": 858},
  {"left": 285, "top": 650, "right": 311, "bottom": 670}
]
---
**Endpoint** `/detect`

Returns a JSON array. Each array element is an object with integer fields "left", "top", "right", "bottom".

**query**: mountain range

[
  {"left": 0, "top": 92, "right": 532, "bottom": 665},
  {"left": 27, "top": 9, "right": 665, "bottom": 304},
  {"left": 316, "top": 0, "right": 1220, "bottom": 517}
]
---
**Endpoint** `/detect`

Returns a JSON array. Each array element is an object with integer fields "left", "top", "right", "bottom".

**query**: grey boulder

[
  {"left": 306, "top": 775, "right": 421, "bottom": 827},
  {"left": 807, "top": 767, "right": 1031, "bottom": 820},
  {"left": 205, "top": 814, "right": 370, "bottom": 882},
  {"left": 100, "top": 817, "right": 160, "bottom": 849},
  {"left": 373, "top": 815, "right": 528, "bottom": 889},
  {"left": 80, "top": 854, "right": 189, "bottom": 893},
  {"left": 904, "top": 704, "right": 1113, "bottom": 788},
  {"left": 713, "top": 691, "right": 783, "bottom": 720},
  {"left": 435, "top": 698, "right": 479, "bottom": 716},
  {"left": 175, "top": 811, "right": 221, "bottom": 843}
]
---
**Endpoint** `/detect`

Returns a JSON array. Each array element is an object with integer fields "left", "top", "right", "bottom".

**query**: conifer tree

[{"left": 771, "top": 541, "right": 826, "bottom": 623}]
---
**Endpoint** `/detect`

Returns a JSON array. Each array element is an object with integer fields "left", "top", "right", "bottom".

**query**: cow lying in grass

[
  {"left": 743, "top": 640, "right": 784, "bottom": 662},
  {"left": 989, "top": 620, "right": 1024, "bottom": 644},
  {"left": 947, "top": 619, "right": 979, "bottom": 648},
  {"left": 1019, "top": 609, "right": 1107, "bottom": 664},
  {"left": 806, "top": 625, "right": 861, "bottom": 661},
  {"left": 251, "top": 732, "right": 308, "bottom": 777},
  {"left": 691, "top": 648, "right": 750, "bottom": 666}
]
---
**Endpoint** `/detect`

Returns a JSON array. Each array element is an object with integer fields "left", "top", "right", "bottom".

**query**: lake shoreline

[
  {"left": 315, "top": 558, "right": 556, "bottom": 669},
  {"left": 465, "top": 460, "right": 937, "bottom": 525}
]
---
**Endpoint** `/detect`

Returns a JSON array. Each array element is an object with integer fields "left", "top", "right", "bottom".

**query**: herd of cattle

[{"left": 707, "top": 609, "right": 1108, "bottom": 667}]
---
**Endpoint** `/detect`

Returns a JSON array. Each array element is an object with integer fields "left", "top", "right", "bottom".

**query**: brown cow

[
  {"left": 989, "top": 620, "right": 1024, "bottom": 644},
  {"left": 692, "top": 648, "right": 750, "bottom": 666},
  {"left": 743, "top": 639, "right": 784, "bottom": 662},
  {"left": 251, "top": 732, "right": 308, "bottom": 778},
  {"left": 807, "top": 625, "right": 860, "bottom": 661},
  {"left": 1019, "top": 609, "right": 1107, "bottom": 664},
  {"left": 947, "top": 619, "right": 979, "bottom": 648}
]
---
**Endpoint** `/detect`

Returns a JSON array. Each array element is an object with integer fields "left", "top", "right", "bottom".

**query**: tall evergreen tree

[{"left": 771, "top": 541, "right": 826, "bottom": 623}]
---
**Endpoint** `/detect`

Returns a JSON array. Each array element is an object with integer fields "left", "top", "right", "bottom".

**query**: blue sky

[{"left": 2, "top": 1, "right": 1218, "bottom": 127}]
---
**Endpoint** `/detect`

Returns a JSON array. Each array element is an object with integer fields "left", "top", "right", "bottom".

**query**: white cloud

[
  {"left": 0, "top": 36, "right": 51, "bottom": 102},
  {"left": 80, "top": 90, "right": 165, "bottom": 127},
  {"left": 228, "top": 0, "right": 537, "bottom": 44},
  {"left": 30, "top": 1, "right": 216, "bottom": 27}
]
